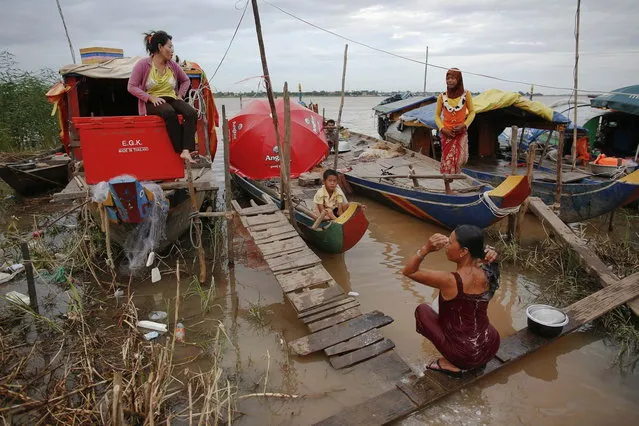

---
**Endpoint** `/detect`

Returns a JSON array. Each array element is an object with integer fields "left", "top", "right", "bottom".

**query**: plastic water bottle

[{"left": 175, "top": 323, "right": 185, "bottom": 343}]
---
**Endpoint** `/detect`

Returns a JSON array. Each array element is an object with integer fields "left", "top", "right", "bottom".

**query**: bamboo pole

[
  {"left": 20, "top": 242, "right": 39, "bottom": 313},
  {"left": 515, "top": 143, "right": 537, "bottom": 240},
  {"left": 55, "top": 0, "right": 76, "bottom": 64},
  {"left": 333, "top": 44, "right": 348, "bottom": 171},
  {"left": 571, "top": 0, "right": 581, "bottom": 170},
  {"left": 250, "top": 0, "right": 286, "bottom": 200},
  {"left": 423, "top": 46, "right": 429, "bottom": 95},
  {"left": 555, "top": 126, "right": 566, "bottom": 208},
  {"left": 186, "top": 161, "right": 206, "bottom": 283},
  {"left": 222, "top": 105, "right": 234, "bottom": 265},
  {"left": 510, "top": 125, "right": 518, "bottom": 175},
  {"left": 282, "top": 83, "right": 301, "bottom": 232}
]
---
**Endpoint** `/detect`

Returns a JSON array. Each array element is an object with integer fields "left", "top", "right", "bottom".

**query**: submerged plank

[
  {"left": 287, "top": 283, "right": 345, "bottom": 312},
  {"left": 276, "top": 264, "right": 333, "bottom": 293},
  {"left": 288, "top": 311, "right": 393, "bottom": 356},
  {"left": 329, "top": 338, "right": 395, "bottom": 369},
  {"left": 313, "top": 388, "right": 416, "bottom": 426},
  {"left": 307, "top": 308, "right": 362, "bottom": 333},
  {"left": 298, "top": 296, "right": 356, "bottom": 318},
  {"left": 324, "top": 328, "right": 384, "bottom": 356},
  {"left": 302, "top": 300, "right": 360, "bottom": 323}
]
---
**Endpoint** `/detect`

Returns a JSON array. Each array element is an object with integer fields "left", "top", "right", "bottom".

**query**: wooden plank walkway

[
  {"left": 528, "top": 197, "right": 639, "bottom": 315},
  {"left": 233, "top": 200, "right": 400, "bottom": 370},
  {"left": 316, "top": 271, "right": 639, "bottom": 425}
]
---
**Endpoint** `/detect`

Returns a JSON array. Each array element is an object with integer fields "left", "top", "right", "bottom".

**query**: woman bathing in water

[{"left": 402, "top": 225, "right": 500, "bottom": 377}]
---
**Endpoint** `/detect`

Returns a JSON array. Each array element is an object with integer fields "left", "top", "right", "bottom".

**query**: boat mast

[
  {"left": 571, "top": 0, "right": 581, "bottom": 169},
  {"left": 56, "top": 0, "right": 76, "bottom": 64}
]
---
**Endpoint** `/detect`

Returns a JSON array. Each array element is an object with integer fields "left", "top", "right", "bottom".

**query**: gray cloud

[{"left": 1, "top": 0, "right": 637, "bottom": 93}]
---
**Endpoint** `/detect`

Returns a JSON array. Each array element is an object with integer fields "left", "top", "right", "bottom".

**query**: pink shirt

[{"left": 127, "top": 57, "right": 190, "bottom": 116}]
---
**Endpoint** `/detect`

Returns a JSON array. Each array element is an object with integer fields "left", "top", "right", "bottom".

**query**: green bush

[{"left": 0, "top": 51, "right": 60, "bottom": 152}]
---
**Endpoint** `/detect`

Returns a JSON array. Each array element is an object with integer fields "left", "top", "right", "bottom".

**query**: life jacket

[{"left": 594, "top": 154, "right": 623, "bottom": 166}]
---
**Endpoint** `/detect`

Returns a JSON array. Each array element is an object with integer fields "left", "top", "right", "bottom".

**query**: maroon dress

[{"left": 415, "top": 272, "right": 500, "bottom": 370}]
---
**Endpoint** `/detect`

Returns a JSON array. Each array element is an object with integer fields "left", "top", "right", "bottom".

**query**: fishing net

[{"left": 122, "top": 182, "right": 168, "bottom": 274}]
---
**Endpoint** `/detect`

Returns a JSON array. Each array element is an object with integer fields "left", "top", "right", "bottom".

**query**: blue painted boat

[
  {"left": 463, "top": 165, "right": 639, "bottom": 223},
  {"left": 342, "top": 132, "right": 530, "bottom": 230}
]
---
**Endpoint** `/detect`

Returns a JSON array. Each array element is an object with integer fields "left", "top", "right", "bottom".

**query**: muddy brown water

[{"left": 1, "top": 97, "right": 638, "bottom": 424}]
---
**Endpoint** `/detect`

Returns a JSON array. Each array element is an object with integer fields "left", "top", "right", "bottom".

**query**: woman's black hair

[
  {"left": 144, "top": 31, "right": 172, "bottom": 55},
  {"left": 323, "top": 169, "right": 338, "bottom": 180},
  {"left": 453, "top": 224, "right": 484, "bottom": 259}
]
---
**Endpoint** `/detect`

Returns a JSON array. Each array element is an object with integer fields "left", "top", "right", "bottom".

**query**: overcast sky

[{"left": 2, "top": 0, "right": 637, "bottom": 94}]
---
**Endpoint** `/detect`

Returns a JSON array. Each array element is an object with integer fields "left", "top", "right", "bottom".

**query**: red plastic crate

[{"left": 72, "top": 116, "right": 184, "bottom": 184}]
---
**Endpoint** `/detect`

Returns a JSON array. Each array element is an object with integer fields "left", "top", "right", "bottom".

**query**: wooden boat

[
  {"left": 340, "top": 132, "right": 530, "bottom": 229},
  {"left": 0, "top": 153, "right": 70, "bottom": 196},
  {"left": 50, "top": 54, "right": 219, "bottom": 253},
  {"left": 232, "top": 174, "right": 368, "bottom": 254},
  {"left": 462, "top": 161, "right": 639, "bottom": 223}
]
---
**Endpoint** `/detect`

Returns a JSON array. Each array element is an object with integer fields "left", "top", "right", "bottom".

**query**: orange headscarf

[{"left": 446, "top": 68, "right": 465, "bottom": 99}]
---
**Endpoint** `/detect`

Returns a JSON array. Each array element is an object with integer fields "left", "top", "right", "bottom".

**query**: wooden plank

[
  {"left": 266, "top": 251, "right": 321, "bottom": 273},
  {"left": 253, "top": 230, "right": 299, "bottom": 245},
  {"left": 319, "top": 272, "right": 639, "bottom": 425},
  {"left": 238, "top": 204, "right": 279, "bottom": 216},
  {"left": 353, "top": 350, "right": 412, "bottom": 382},
  {"left": 298, "top": 296, "right": 356, "bottom": 318},
  {"left": 288, "top": 311, "right": 393, "bottom": 356},
  {"left": 302, "top": 300, "right": 360, "bottom": 323},
  {"left": 307, "top": 308, "right": 362, "bottom": 333},
  {"left": 313, "top": 388, "right": 416, "bottom": 426},
  {"left": 287, "top": 283, "right": 345, "bottom": 312},
  {"left": 528, "top": 197, "right": 639, "bottom": 316},
  {"left": 260, "top": 237, "right": 307, "bottom": 256},
  {"left": 276, "top": 265, "right": 333, "bottom": 293},
  {"left": 329, "top": 338, "right": 394, "bottom": 369},
  {"left": 250, "top": 222, "right": 295, "bottom": 236},
  {"left": 246, "top": 213, "right": 282, "bottom": 227},
  {"left": 324, "top": 328, "right": 384, "bottom": 356},
  {"left": 263, "top": 246, "right": 308, "bottom": 260}
]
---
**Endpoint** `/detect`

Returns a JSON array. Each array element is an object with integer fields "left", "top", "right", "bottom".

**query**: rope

[
  {"left": 211, "top": 0, "right": 250, "bottom": 78},
  {"left": 481, "top": 191, "right": 521, "bottom": 218}
]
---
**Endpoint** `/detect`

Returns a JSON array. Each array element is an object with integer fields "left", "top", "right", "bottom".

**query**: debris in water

[
  {"left": 5, "top": 291, "right": 30, "bottom": 306},
  {"left": 175, "top": 322, "right": 185, "bottom": 342},
  {"left": 114, "top": 289, "right": 125, "bottom": 298},
  {"left": 151, "top": 267, "right": 161, "bottom": 283},
  {"left": 148, "top": 311, "right": 167, "bottom": 321},
  {"left": 347, "top": 291, "right": 360, "bottom": 297},
  {"left": 144, "top": 331, "right": 160, "bottom": 340},
  {"left": 146, "top": 251, "right": 156, "bottom": 267},
  {"left": 137, "top": 320, "right": 168, "bottom": 333}
]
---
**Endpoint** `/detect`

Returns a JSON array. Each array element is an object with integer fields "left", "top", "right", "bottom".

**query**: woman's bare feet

[{"left": 180, "top": 150, "right": 197, "bottom": 164}]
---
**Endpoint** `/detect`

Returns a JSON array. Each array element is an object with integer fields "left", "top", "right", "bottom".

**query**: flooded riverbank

[{"left": 1, "top": 97, "right": 638, "bottom": 424}]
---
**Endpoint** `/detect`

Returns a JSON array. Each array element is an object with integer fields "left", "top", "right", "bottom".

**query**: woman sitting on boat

[
  {"left": 128, "top": 30, "right": 198, "bottom": 163},
  {"left": 402, "top": 225, "right": 500, "bottom": 377},
  {"left": 435, "top": 68, "right": 476, "bottom": 194}
]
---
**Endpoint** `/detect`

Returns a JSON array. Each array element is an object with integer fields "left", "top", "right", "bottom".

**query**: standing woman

[
  {"left": 128, "top": 30, "right": 198, "bottom": 163},
  {"left": 435, "top": 68, "right": 476, "bottom": 193}
]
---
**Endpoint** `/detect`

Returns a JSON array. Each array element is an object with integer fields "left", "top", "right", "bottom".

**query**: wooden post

[
  {"left": 20, "top": 242, "right": 39, "bottom": 313},
  {"left": 222, "top": 105, "right": 234, "bottom": 266},
  {"left": 239, "top": 94, "right": 243, "bottom": 110},
  {"left": 607, "top": 209, "right": 615, "bottom": 232},
  {"left": 408, "top": 165, "right": 419, "bottom": 188},
  {"left": 423, "top": 46, "right": 429, "bottom": 95},
  {"left": 515, "top": 143, "right": 537, "bottom": 240},
  {"left": 571, "top": 0, "right": 581, "bottom": 170},
  {"left": 186, "top": 161, "right": 206, "bottom": 283},
  {"left": 283, "top": 82, "right": 301, "bottom": 232},
  {"left": 510, "top": 125, "right": 518, "bottom": 175},
  {"left": 333, "top": 44, "right": 348, "bottom": 171},
  {"left": 250, "top": 0, "right": 286, "bottom": 198},
  {"left": 555, "top": 126, "right": 566, "bottom": 208}
]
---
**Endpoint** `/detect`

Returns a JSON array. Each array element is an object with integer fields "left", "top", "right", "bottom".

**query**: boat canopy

[
  {"left": 59, "top": 56, "right": 204, "bottom": 79},
  {"left": 591, "top": 85, "right": 639, "bottom": 116},
  {"left": 373, "top": 95, "right": 436, "bottom": 115},
  {"left": 401, "top": 89, "right": 570, "bottom": 128}
]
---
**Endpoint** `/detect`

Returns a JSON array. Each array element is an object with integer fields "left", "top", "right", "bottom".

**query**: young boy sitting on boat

[{"left": 313, "top": 169, "right": 348, "bottom": 220}]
